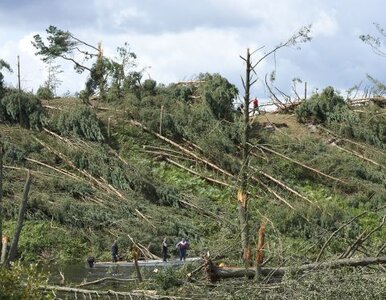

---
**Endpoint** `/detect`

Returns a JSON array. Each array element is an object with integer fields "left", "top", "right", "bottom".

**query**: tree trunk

[
  {"left": 255, "top": 223, "right": 266, "bottom": 281},
  {"left": 239, "top": 48, "right": 251, "bottom": 267},
  {"left": 205, "top": 256, "right": 386, "bottom": 282},
  {"left": 1, "top": 235, "right": 8, "bottom": 264},
  {"left": 0, "top": 142, "right": 3, "bottom": 264},
  {"left": 5, "top": 170, "right": 31, "bottom": 265}
]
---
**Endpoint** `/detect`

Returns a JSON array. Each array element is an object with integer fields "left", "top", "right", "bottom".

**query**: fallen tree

[{"left": 204, "top": 256, "right": 386, "bottom": 282}]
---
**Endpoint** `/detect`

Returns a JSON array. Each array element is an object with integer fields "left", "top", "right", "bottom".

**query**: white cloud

[
  {"left": 313, "top": 10, "right": 338, "bottom": 37},
  {"left": 0, "top": 0, "right": 385, "bottom": 98}
]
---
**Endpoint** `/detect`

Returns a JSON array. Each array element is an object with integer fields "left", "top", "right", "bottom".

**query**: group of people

[
  {"left": 110, "top": 237, "right": 190, "bottom": 263},
  {"left": 237, "top": 97, "right": 260, "bottom": 115}
]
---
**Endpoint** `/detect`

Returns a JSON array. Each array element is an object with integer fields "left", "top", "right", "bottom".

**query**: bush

[
  {"left": 0, "top": 262, "right": 52, "bottom": 300},
  {"left": 155, "top": 267, "right": 183, "bottom": 290},
  {"left": 295, "top": 86, "right": 346, "bottom": 124},
  {"left": 36, "top": 86, "right": 54, "bottom": 100},
  {"left": 0, "top": 90, "right": 45, "bottom": 129},
  {"left": 48, "top": 106, "right": 105, "bottom": 142}
]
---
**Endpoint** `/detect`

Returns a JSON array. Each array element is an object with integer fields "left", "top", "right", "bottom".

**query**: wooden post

[
  {"left": 17, "top": 55, "right": 22, "bottom": 127},
  {"left": 107, "top": 117, "right": 111, "bottom": 139},
  {"left": 1, "top": 235, "right": 8, "bottom": 264},
  {"left": 255, "top": 223, "right": 266, "bottom": 281},
  {"left": 304, "top": 81, "right": 307, "bottom": 100},
  {"left": 159, "top": 105, "right": 164, "bottom": 135}
]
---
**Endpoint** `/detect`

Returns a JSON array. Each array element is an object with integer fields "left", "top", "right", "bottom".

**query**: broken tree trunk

[
  {"left": 0, "top": 142, "right": 3, "bottom": 263},
  {"left": 255, "top": 223, "right": 266, "bottom": 281},
  {"left": 205, "top": 256, "right": 386, "bottom": 282},
  {"left": 5, "top": 170, "right": 31, "bottom": 265},
  {"left": 1, "top": 235, "right": 8, "bottom": 264}
]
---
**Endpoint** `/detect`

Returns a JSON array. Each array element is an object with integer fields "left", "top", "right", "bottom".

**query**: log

[
  {"left": 333, "top": 144, "right": 386, "bottom": 170},
  {"left": 252, "top": 143, "right": 346, "bottom": 184},
  {"left": 316, "top": 211, "right": 367, "bottom": 262},
  {"left": 205, "top": 256, "right": 386, "bottom": 282},
  {"left": 166, "top": 158, "right": 233, "bottom": 188},
  {"left": 77, "top": 276, "right": 137, "bottom": 287},
  {"left": 252, "top": 176, "right": 294, "bottom": 210},
  {"left": 40, "top": 285, "right": 189, "bottom": 299},
  {"left": 254, "top": 168, "right": 315, "bottom": 206},
  {"left": 130, "top": 120, "right": 234, "bottom": 178}
]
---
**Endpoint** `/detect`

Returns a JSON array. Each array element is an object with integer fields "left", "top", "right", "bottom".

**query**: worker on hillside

[
  {"left": 162, "top": 237, "right": 168, "bottom": 262},
  {"left": 111, "top": 240, "right": 119, "bottom": 262},
  {"left": 176, "top": 238, "right": 189, "bottom": 261},
  {"left": 252, "top": 97, "right": 259, "bottom": 115}
]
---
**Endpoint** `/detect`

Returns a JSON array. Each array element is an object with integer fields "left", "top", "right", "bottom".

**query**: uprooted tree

[{"left": 238, "top": 25, "right": 311, "bottom": 267}]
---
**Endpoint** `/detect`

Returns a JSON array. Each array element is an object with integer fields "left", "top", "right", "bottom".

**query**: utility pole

[
  {"left": 159, "top": 105, "right": 164, "bottom": 135},
  {"left": 17, "top": 55, "right": 22, "bottom": 127},
  {"left": 304, "top": 81, "right": 307, "bottom": 100}
]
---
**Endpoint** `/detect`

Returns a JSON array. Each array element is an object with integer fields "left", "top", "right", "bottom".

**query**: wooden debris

[
  {"left": 77, "top": 277, "right": 137, "bottom": 287},
  {"left": 316, "top": 211, "right": 367, "bottom": 262},
  {"left": 251, "top": 143, "right": 346, "bottom": 184},
  {"left": 204, "top": 256, "right": 386, "bottom": 282}
]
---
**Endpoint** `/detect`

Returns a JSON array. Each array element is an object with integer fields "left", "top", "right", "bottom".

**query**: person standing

[
  {"left": 252, "top": 97, "right": 259, "bottom": 115},
  {"left": 161, "top": 237, "right": 168, "bottom": 262},
  {"left": 176, "top": 238, "right": 189, "bottom": 261},
  {"left": 111, "top": 240, "right": 119, "bottom": 262}
]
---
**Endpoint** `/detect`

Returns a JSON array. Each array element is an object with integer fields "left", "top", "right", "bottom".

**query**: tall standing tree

[{"left": 238, "top": 26, "right": 311, "bottom": 267}]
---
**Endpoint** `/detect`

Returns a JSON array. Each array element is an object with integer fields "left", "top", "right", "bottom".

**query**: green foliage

[
  {"left": 32, "top": 25, "right": 97, "bottom": 73},
  {"left": 48, "top": 106, "right": 105, "bottom": 141},
  {"left": 0, "top": 261, "right": 52, "bottom": 300},
  {"left": 3, "top": 221, "right": 88, "bottom": 262},
  {"left": 36, "top": 86, "right": 54, "bottom": 100},
  {"left": 196, "top": 73, "right": 238, "bottom": 121},
  {"left": 2, "top": 139, "right": 42, "bottom": 164},
  {"left": 295, "top": 86, "right": 347, "bottom": 124},
  {"left": 0, "top": 91, "right": 45, "bottom": 129},
  {"left": 155, "top": 267, "right": 183, "bottom": 290},
  {"left": 0, "top": 58, "right": 13, "bottom": 97}
]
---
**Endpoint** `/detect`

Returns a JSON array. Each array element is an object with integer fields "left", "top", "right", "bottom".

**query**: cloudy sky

[{"left": 0, "top": 0, "right": 385, "bottom": 101}]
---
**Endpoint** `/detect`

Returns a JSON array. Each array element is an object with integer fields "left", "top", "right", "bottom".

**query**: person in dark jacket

[
  {"left": 111, "top": 240, "right": 119, "bottom": 262},
  {"left": 161, "top": 237, "right": 168, "bottom": 262},
  {"left": 87, "top": 256, "right": 95, "bottom": 268}
]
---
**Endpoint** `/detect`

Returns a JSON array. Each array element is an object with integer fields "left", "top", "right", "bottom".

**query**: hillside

[{"left": 1, "top": 84, "right": 386, "bottom": 298}]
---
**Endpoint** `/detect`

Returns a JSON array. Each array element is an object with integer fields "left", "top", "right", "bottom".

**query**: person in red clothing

[{"left": 252, "top": 97, "right": 259, "bottom": 115}]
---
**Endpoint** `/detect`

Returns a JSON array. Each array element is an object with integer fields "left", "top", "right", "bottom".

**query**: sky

[{"left": 0, "top": 0, "right": 385, "bottom": 103}]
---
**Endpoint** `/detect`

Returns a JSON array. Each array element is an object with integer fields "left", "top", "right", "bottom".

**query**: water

[{"left": 45, "top": 262, "right": 150, "bottom": 285}]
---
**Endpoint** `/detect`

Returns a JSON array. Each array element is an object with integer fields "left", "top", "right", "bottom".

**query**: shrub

[
  {"left": 49, "top": 106, "right": 105, "bottom": 142},
  {"left": 36, "top": 86, "right": 54, "bottom": 100},
  {"left": 0, "top": 90, "right": 45, "bottom": 129},
  {"left": 0, "top": 261, "right": 52, "bottom": 300},
  {"left": 295, "top": 86, "right": 346, "bottom": 124},
  {"left": 155, "top": 267, "right": 183, "bottom": 290}
]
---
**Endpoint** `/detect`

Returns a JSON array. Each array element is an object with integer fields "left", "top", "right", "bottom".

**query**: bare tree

[{"left": 238, "top": 26, "right": 311, "bottom": 266}]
